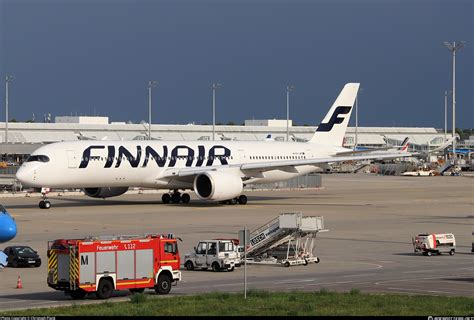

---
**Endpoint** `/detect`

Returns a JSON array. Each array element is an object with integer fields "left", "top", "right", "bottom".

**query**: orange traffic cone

[{"left": 16, "top": 275, "right": 23, "bottom": 289}]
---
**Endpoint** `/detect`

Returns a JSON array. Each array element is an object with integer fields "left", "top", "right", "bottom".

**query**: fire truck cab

[
  {"left": 412, "top": 233, "right": 456, "bottom": 256},
  {"left": 47, "top": 234, "right": 181, "bottom": 299}
]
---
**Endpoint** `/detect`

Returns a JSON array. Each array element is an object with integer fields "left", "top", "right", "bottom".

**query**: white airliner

[{"left": 16, "top": 83, "right": 412, "bottom": 209}]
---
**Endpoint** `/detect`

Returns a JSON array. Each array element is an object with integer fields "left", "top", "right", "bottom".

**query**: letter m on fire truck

[{"left": 47, "top": 234, "right": 181, "bottom": 299}]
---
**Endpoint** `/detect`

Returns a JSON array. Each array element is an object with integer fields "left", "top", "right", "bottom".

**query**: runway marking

[
  {"left": 403, "top": 269, "right": 439, "bottom": 274},
  {"left": 375, "top": 275, "right": 463, "bottom": 286},
  {"left": 387, "top": 287, "right": 454, "bottom": 295},
  {"left": 304, "top": 281, "right": 356, "bottom": 287},
  {"left": 31, "top": 301, "right": 63, "bottom": 305},
  {"left": 275, "top": 279, "right": 317, "bottom": 284},
  {"left": 342, "top": 273, "right": 377, "bottom": 278},
  {"left": 0, "top": 300, "right": 28, "bottom": 305}
]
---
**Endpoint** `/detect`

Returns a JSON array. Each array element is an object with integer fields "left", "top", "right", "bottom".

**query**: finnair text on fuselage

[{"left": 79, "top": 144, "right": 232, "bottom": 169}]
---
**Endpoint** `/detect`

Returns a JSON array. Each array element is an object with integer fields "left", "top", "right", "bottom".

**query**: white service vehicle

[
  {"left": 184, "top": 239, "right": 239, "bottom": 272},
  {"left": 412, "top": 233, "right": 456, "bottom": 256}
]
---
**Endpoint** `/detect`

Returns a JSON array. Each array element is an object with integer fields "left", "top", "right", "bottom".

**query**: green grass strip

[{"left": 2, "top": 289, "right": 473, "bottom": 316}]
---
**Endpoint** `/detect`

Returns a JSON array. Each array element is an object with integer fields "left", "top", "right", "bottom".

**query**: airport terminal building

[{"left": 0, "top": 116, "right": 451, "bottom": 162}]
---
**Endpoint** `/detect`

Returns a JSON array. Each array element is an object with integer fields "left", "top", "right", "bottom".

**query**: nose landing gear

[{"left": 39, "top": 188, "right": 51, "bottom": 209}]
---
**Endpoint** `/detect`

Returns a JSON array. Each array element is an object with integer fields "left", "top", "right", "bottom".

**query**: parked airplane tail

[
  {"left": 309, "top": 83, "right": 360, "bottom": 146},
  {"left": 400, "top": 137, "right": 410, "bottom": 152}
]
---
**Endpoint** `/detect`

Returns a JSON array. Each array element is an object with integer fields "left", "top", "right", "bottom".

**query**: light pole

[
  {"left": 148, "top": 80, "right": 158, "bottom": 140},
  {"left": 444, "top": 90, "right": 449, "bottom": 142},
  {"left": 286, "top": 85, "right": 295, "bottom": 142},
  {"left": 354, "top": 87, "right": 363, "bottom": 151},
  {"left": 212, "top": 83, "right": 222, "bottom": 141},
  {"left": 443, "top": 41, "right": 464, "bottom": 161},
  {"left": 5, "top": 75, "right": 13, "bottom": 144}
]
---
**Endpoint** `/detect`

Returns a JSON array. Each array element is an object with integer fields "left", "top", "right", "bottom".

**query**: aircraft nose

[
  {"left": 0, "top": 216, "right": 17, "bottom": 242},
  {"left": 16, "top": 166, "right": 33, "bottom": 186}
]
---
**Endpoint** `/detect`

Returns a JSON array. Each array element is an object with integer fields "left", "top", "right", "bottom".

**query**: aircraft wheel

[
  {"left": 238, "top": 195, "right": 248, "bottom": 205},
  {"left": 39, "top": 201, "right": 45, "bottom": 209},
  {"left": 162, "top": 193, "right": 171, "bottom": 204},
  {"left": 44, "top": 201, "right": 51, "bottom": 209},
  {"left": 181, "top": 193, "right": 191, "bottom": 204},
  {"left": 171, "top": 193, "right": 181, "bottom": 204}
]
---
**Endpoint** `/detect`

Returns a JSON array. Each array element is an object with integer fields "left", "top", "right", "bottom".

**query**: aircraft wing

[
  {"left": 333, "top": 147, "right": 394, "bottom": 156},
  {"left": 414, "top": 137, "right": 456, "bottom": 155},
  {"left": 159, "top": 152, "right": 413, "bottom": 179}
]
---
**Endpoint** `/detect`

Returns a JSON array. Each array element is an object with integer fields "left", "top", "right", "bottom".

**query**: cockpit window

[{"left": 26, "top": 155, "right": 50, "bottom": 163}]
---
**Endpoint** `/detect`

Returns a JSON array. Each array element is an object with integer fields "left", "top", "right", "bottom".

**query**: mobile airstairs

[{"left": 244, "top": 213, "right": 327, "bottom": 267}]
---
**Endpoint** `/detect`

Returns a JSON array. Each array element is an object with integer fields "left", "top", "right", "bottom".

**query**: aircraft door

[{"left": 66, "top": 150, "right": 79, "bottom": 168}]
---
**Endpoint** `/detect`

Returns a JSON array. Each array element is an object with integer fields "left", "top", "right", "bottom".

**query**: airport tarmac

[{"left": 0, "top": 174, "right": 473, "bottom": 311}]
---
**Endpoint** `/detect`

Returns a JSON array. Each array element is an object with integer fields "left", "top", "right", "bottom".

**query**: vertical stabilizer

[{"left": 309, "top": 83, "right": 360, "bottom": 146}]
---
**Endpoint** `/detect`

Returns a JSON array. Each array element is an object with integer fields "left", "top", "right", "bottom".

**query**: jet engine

[
  {"left": 83, "top": 187, "right": 129, "bottom": 199},
  {"left": 193, "top": 171, "right": 243, "bottom": 201}
]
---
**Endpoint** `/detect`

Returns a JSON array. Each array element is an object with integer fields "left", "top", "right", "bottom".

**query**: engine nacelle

[
  {"left": 193, "top": 171, "right": 243, "bottom": 201},
  {"left": 83, "top": 187, "right": 129, "bottom": 199}
]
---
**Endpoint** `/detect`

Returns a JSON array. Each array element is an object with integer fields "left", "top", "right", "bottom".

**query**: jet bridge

[{"left": 245, "top": 213, "right": 327, "bottom": 267}]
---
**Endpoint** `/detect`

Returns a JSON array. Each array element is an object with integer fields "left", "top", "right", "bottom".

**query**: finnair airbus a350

[{"left": 16, "top": 83, "right": 411, "bottom": 209}]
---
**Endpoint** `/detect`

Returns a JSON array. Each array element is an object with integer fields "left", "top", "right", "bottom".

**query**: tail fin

[
  {"left": 309, "top": 83, "right": 360, "bottom": 146},
  {"left": 400, "top": 137, "right": 409, "bottom": 152}
]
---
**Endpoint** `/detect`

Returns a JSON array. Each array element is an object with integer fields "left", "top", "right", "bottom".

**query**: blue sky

[{"left": 0, "top": 0, "right": 472, "bottom": 128}]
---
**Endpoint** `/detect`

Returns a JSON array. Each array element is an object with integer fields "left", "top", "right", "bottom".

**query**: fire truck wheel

[
  {"left": 129, "top": 288, "right": 145, "bottom": 294},
  {"left": 185, "top": 261, "right": 194, "bottom": 271},
  {"left": 70, "top": 289, "right": 87, "bottom": 300},
  {"left": 212, "top": 262, "right": 221, "bottom": 272},
  {"left": 284, "top": 261, "right": 290, "bottom": 268},
  {"left": 181, "top": 193, "right": 191, "bottom": 204},
  {"left": 449, "top": 250, "right": 455, "bottom": 256},
  {"left": 426, "top": 251, "right": 432, "bottom": 256},
  {"left": 156, "top": 274, "right": 172, "bottom": 295},
  {"left": 162, "top": 194, "right": 171, "bottom": 204},
  {"left": 96, "top": 279, "right": 114, "bottom": 299}
]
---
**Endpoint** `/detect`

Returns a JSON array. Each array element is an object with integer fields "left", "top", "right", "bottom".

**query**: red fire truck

[{"left": 47, "top": 234, "right": 181, "bottom": 299}]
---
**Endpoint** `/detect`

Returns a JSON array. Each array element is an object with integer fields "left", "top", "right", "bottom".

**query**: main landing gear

[
  {"left": 219, "top": 195, "right": 247, "bottom": 205},
  {"left": 162, "top": 190, "right": 191, "bottom": 204}
]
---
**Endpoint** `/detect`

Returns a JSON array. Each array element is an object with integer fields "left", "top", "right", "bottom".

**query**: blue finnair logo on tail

[{"left": 316, "top": 106, "right": 351, "bottom": 132}]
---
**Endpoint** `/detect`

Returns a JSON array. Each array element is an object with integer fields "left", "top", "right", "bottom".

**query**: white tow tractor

[
  {"left": 184, "top": 239, "right": 239, "bottom": 272},
  {"left": 412, "top": 233, "right": 456, "bottom": 256}
]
